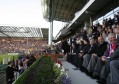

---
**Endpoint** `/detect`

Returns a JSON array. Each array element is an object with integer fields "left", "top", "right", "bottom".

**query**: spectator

[
  {"left": 6, "top": 61, "right": 19, "bottom": 84},
  {"left": 108, "top": 18, "right": 113, "bottom": 28},
  {"left": 19, "top": 62, "right": 25, "bottom": 75},
  {"left": 55, "top": 11, "right": 119, "bottom": 84},
  {"left": 77, "top": 40, "right": 90, "bottom": 69},
  {"left": 82, "top": 38, "right": 98, "bottom": 69},
  {"left": 61, "top": 40, "right": 70, "bottom": 59},
  {"left": 95, "top": 33, "right": 117, "bottom": 83},
  {"left": 102, "top": 32, "right": 109, "bottom": 43},
  {"left": 110, "top": 41, "right": 119, "bottom": 84},
  {"left": 27, "top": 54, "right": 36, "bottom": 67},
  {"left": 114, "top": 26, "right": 119, "bottom": 41},
  {"left": 113, "top": 14, "right": 119, "bottom": 25},
  {"left": 87, "top": 36, "right": 107, "bottom": 75}
]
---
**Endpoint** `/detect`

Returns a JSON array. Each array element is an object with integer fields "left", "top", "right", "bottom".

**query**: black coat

[
  {"left": 82, "top": 44, "right": 91, "bottom": 55},
  {"left": 61, "top": 41, "right": 70, "bottom": 54},
  {"left": 97, "top": 42, "right": 107, "bottom": 57},
  {"left": 6, "top": 66, "right": 18, "bottom": 80},
  {"left": 27, "top": 58, "right": 36, "bottom": 67},
  {"left": 87, "top": 44, "right": 98, "bottom": 55},
  {"left": 73, "top": 44, "right": 79, "bottom": 54}
]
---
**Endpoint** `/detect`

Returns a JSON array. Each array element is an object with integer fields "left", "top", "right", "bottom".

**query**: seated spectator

[
  {"left": 110, "top": 42, "right": 119, "bottom": 84},
  {"left": 82, "top": 38, "right": 98, "bottom": 69},
  {"left": 95, "top": 33, "right": 117, "bottom": 83},
  {"left": 87, "top": 36, "right": 107, "bottom": 75},
  {"left": 77, "top": 40, "right": 90, "bottom": 69},
  {"left": 67, "top": 42, "right": 79, "bottom": 63},
  {"left": 102, "top": 32, "right": 109, "bottom": 43},
  {"left": 107, "top": 27, "right": 113, "bottom": 34},
  {"left": 72, "top": 40, "right": 85, "bottom": 68}
]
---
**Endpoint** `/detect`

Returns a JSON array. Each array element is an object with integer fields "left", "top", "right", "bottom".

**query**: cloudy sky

[{"left": 0, "top": 0, "right": 63, "bottom": 37}]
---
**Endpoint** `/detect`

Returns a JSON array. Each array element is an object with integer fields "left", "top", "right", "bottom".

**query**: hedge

[{"left": 14, "top": 56, "right": 54, "bottom": 84}]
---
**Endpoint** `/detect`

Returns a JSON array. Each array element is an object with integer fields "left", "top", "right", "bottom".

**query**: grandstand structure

[
  {"left": 41, "top": 0, "right": 119, "bottom": 84},
  {"left": 0, "top": 26, "right": 48, "bottom": 38},
  {"left": 0, "top": 0, "right": 119, "bottom": 84},
  {"left": 41, "top": 0, "right": 119, "bottom": 42}
]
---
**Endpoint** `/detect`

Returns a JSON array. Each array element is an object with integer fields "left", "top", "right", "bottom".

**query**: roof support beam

[
  {"left": 40, "top": 28, "right": 43, "bottom": 38},
  {"left": 0, "top": 30, "right": 11, "bottom": 37}
]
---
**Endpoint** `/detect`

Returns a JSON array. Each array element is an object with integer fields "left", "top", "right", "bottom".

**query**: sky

[{"left": 0, "top": 0, "right": 63, "bottom": 37}]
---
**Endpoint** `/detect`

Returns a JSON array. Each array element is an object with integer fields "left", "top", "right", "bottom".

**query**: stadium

[{"left": 0, "top": 0, "right": 119, "bottom": 84}]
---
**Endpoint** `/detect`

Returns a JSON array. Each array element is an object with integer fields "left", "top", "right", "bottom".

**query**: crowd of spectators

[
  {"left": 60, "top": 12, "right": 119, "bottom": 84},
  {"left": 3, "top": 11, "right": 119, "bottom": 84},
  {"left": 0, "top": 37, "right": 48, "bottom": 54}
]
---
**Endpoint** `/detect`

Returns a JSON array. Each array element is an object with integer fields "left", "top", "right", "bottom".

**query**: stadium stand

[
  {"left": 41, "top": 0, "right": 119, "bottom": 83},
  {"left": 0, "top": 0, "right": 119, "bottom": 84},
  {"left": 0, "top": 37, "right": 48, "bottom": 54},
  {"left": 0, "top": 26, "right": 49, "bottom": 84},
  {"left": 55, "top": 11, "right": 119, "bottom": 84}
]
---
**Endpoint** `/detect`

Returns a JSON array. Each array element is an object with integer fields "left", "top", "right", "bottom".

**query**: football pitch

[{"left": 0, "top": 54, "right": 18, "bottom": 63}]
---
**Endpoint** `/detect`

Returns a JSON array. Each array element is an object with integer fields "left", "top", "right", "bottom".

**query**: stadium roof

[
  {"left": 53, "top": 0, "right": 119, "bottom": 41},
  {"left": 0, "top": 26, "right": 48, "bottom": 38},
  {"left": 67, "top": 0, "right": 119, "bottom": 29},
  {"left": 41, "top": 0, "right": 88, "bottom": 21}
]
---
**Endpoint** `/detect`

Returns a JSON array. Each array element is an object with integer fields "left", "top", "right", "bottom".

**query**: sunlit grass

[{"left": 0, "top": 54, "right": 18, "bottom": 63}]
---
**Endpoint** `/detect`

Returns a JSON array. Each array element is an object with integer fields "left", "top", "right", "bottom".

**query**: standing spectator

[
  {"left": 114, "top": 26, "right": 119, "bottom": 42},
  {"left": 61, "top": 40, "right": 70, "bottom": 58},
  {"left": 105, "top": 19, "right": 108, "bottom": 28},
  {"left": 6, "top": 61, "right": 19, "bottom": 84},
  {"left": 19, "top": 62, "right": 24, "bottom": 75},
  {"left": 113, "top": 14, "right": 119, "bottom": 25},
  {"left": 27, "top": 54, "right": 36, "bottom": 67},
  {"left": 108, "top": 18, "right": 113, "bottom": 28}
]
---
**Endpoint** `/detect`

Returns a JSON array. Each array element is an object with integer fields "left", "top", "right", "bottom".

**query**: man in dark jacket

[
  {"left": 95, "top": 33, "right": 117, "bottom": 83},
  {"left": 82, "top": 38, "right": 98, "bottom": 69},
  {"left": 61, "top": 40, "right": 70, "bottom": 55},
  {"left": 87, "top": 36, "right": 107, "bottom": 73},
  {"left": 27, "top": 54, "right": 36, "bottom": 67},
  {"left": 6, "top": 61, "right": 19, "bottom": 84}
]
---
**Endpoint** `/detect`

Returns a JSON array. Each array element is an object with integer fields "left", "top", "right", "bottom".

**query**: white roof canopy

[{"left": 0, "top": 26, "right": 48, "bottom": 38}]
